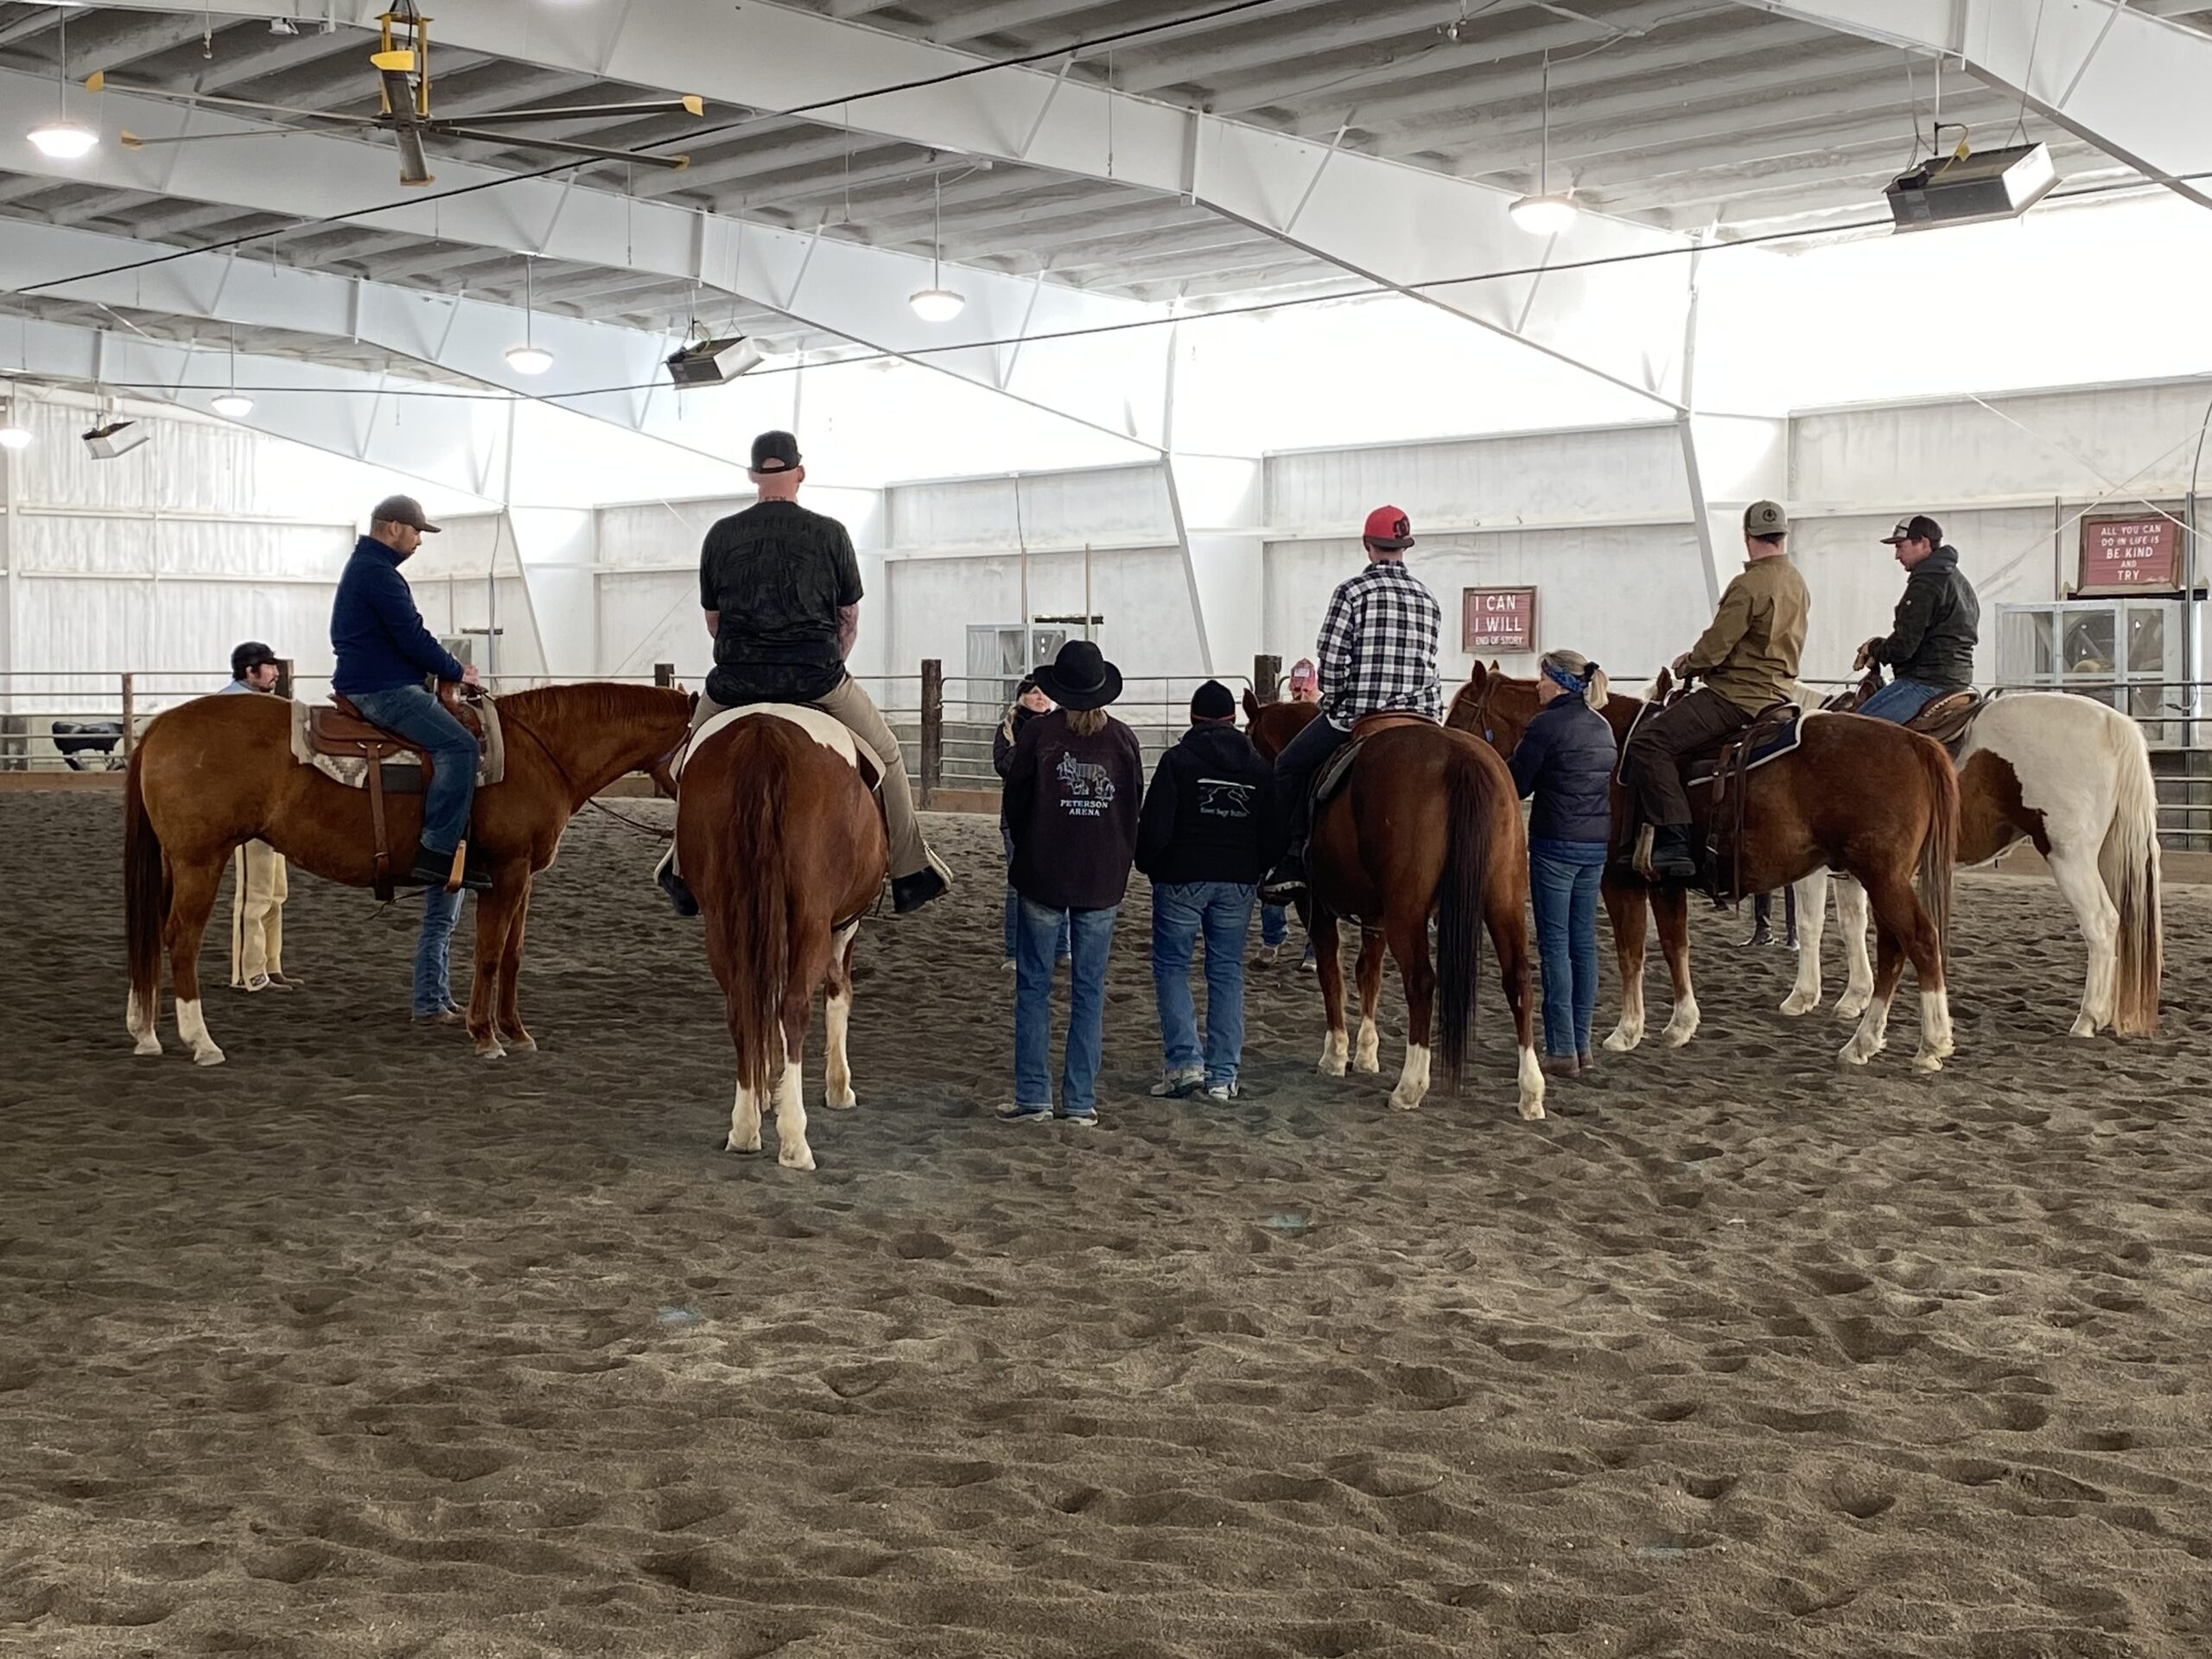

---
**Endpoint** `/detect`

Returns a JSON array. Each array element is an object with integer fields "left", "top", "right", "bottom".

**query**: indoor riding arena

[{"left": 4, "top": 3, "right": 2212, "bottom": 1656}]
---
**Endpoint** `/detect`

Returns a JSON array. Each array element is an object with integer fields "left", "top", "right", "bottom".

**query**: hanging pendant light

[
  {"left": 211, "top": 322, "right": 253, "bottom": 418},
  {"left": 0, "top": 402, "right": 29, "bottom": 450},
  {"left": 908, "top": 169, "right": 965, "bottom": 322},
  {"left": 505, "top": 257, "right": 554, "bottom": 374},
  {"left": 27, "top": 8, "right": 98, "bottom": 160},
  {"left": 1510, "top": 49, "right": 1577, "bottom": 236}
]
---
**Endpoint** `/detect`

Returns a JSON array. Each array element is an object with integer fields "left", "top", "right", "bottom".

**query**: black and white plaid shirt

[{"left": 1315, "top": 560, "right": 1443, "bottom": 728}]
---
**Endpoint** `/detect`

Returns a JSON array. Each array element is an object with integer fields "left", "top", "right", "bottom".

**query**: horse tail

[
  {"left": 1911, "top": 730, "right": 1958, "bottom": 957},
  {"left": 2101, "top": 714, "right": 2163, "bottom": 1036},
  {"left": 1435, "top": 747, "right": 1493, "bottom": 1090},
  {"left": 723, "top": 728, "right": 792, "bottom": 1103},
  {"left": 124, "top": 747, "right": 167, "bottom": 1020}
]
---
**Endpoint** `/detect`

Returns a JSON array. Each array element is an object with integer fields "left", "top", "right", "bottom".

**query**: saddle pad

[
  {"left": 1313, "top": 734, "right": 1363, "bottom": 810},
  {"left": 679, "top": 702, "right": 878, "bottom": 789},
  {"left": 289, "top": 696, "right": 505, "bottom": 791},
  {"left": 1688, "top": 707, "right": 1810, "bottom": 786}
]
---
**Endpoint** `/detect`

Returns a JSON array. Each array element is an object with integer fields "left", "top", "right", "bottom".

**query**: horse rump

[{"left": 693, "top": 722, "right": 796, "bottom": 1103}]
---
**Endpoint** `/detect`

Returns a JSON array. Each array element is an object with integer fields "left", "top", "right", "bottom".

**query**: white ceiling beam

[
  {"left": 0, "top": 66, "right": 1175, "bottom": 450},
  {"left": 934, "top": 0, "right": 1116, "bottom": 47},
  {"left": 72, "top": 0, "right": 1711, "bottom": 407},
  {"left": 10, "top": 312, "right": 503, "bottom": 499},
  {"left": 1731, "top": 0, "right": 2212, "bottom": 209}
]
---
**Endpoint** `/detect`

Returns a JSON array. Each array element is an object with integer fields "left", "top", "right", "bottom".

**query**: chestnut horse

[
  {"left": 124, "top": 683, "right": 691, "bottom": 1065},
  {"left": 677, "top": 708, "right": 887, "bottom": 1173},
  {"left": 1783, "top": 688, "right": 2161, "bottom": 1038},
  {"left": 1244, "top": 693, "right": 1544, "bottom": 1121},
  {"left": 1451, "top": 664, "right": 1963, "bottom": 1071}
]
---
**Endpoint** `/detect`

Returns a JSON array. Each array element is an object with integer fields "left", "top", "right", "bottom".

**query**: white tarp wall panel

[
  {"left": 1793, "top": 381, "right": 2212, "bottom": 509},
  {"left": 885, "top": 547, "right": 1205, "bottom": 714},
  {"left": 1266, "top": 528, "right": 1713, "bottom": 690},
  {"left": 887, "top": 466, "right": 1175, "bottom": 554},
  {"left": 1789, "top": 507, "right": 2061, "bottom": 689},
  {"left": 599, "top": 571, "right": 710, "bottom": 683},
  {"left": 398, "top": 512, "right": 547, "bottom": 681},
  {"left": 1266, "top": 427, "right": 1689, "bottom": 536}
]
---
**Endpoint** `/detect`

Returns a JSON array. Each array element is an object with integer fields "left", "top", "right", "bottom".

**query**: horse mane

[{"left": 495, "top": 680, "right": 689, "bottom": 734}]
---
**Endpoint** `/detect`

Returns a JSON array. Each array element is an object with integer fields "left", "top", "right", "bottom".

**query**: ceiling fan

[{"left": 87, "top": 3, "right": 702, "bottom": 187}]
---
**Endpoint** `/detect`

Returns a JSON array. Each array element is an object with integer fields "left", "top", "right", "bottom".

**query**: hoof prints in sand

[{"left": 4, "top": 796, "right": 2212, "bottom": 1656}]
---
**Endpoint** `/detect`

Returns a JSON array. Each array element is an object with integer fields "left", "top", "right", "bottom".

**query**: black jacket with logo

[
  {"left": 1002, "top": 709, "right": 1145, "bottom": 912},
  {"left": 1135, "top": 721, "right": 1280, "bottom": 887},
  {"left": 1870, "top": 545, "right": 1980, "bottom": 690}
]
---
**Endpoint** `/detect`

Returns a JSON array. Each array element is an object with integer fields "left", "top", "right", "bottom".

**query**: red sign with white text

[
  {"left": 2079, "top": 517, "right": 2182, "bottom": 594},
  {"left": 1462, "top": 587, "right": 1539, "bottom": 654}
]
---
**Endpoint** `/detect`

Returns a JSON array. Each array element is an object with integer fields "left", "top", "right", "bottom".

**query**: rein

[{"left": 487, "top": 691, "right": 677, "bottom": 843}]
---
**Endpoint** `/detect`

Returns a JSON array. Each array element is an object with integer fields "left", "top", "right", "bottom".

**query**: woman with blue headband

[{"left": 1506, "top": 648, "right": 1618, "bottom": 1078}]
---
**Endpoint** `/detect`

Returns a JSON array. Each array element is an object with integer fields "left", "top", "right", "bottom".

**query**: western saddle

[
  {"left": 1823, "top": 670, "right": 1985, "bottom": 754},
  {"left": 306, "top": 682, "right": 487, "bottom": 900}
]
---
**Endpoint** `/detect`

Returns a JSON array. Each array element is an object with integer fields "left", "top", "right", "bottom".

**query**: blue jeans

[
  {"left": 1014, "top": 897, "right": 1117, "bottom": 1116},
  {"left": 1858, "top": 677, "right": 1949, "bottom": 723},
  {"left": 346, "top": 683, "right": 478, "bottom": 855},
  {"left": 413, "top": 884, "right": 464, "bottom": 1017},
  {"left": 1151, "top": 880, "right": 1255, "bottom": 1088},
  {"left": 1261, "top": 902, "right": 1289, "bottom": 948},
  {"left": 1001, "top": 826, "right": 1069, "bottom": 963},
  {"left": 1529, "top": 837, "right": 1607, "bottom": 1058}
]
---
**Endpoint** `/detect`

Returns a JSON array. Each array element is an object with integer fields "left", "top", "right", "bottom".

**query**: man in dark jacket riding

[
  {"left": 330, "top": 494, "right": 487, "bottom": 892},
  {"left": 1136, "top": 680, "right": 1278, "bottom": 1102},
  {"left": 1853, "top": 513, "right": 1980, "bottom": 723}
]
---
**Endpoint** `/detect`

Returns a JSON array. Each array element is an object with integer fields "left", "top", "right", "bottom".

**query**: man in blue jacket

[{"left": 330, "top": 494, "right": 486, "bottom": 892}]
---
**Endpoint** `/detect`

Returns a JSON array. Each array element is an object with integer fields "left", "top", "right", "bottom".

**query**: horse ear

[
  {"left": 1489, "top": 658, "right": 1502, "bottom": 675},
  {"left": 1243, "top": 688, "right": 1261, "bottom": 720},
  {"left": 1469, "top": 662, "right": 1487, "bottom": 690}
]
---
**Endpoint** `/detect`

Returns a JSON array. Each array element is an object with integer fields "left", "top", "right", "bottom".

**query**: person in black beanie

[{"left": 1135, "top": 679, "right": 1277, "bottom": 1101}]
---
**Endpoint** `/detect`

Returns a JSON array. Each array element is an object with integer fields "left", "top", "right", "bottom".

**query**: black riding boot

[
  {"left": 1737, "top": 891, "right": 1774, "bottom": 947},
  {"left": 1649, "top": 824, "right": 1698, "bottom": 883}
]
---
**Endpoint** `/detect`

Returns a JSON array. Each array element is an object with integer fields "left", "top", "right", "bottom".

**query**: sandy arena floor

[{"left": 3, "top": 794, "right": 2210, "bottom": 1657}]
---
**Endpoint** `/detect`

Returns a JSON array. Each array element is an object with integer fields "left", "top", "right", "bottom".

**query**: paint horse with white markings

[
  {"left": 1783, "top": 684, "right": 2161, "bottom": 1038},
  {"left": 678, "top": 706, "right": 887, "bottom": 1172},
  {"left": 1452, "top": 663, "right": 1963, "bottom": 1071}
]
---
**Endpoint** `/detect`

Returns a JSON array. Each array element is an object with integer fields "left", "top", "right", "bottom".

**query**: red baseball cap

[{"left": 1363, "top": 505, "right": 1414, "bottom": 550}]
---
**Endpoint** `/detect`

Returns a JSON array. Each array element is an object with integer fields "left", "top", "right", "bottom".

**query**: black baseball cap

[
  {"left": 1881, "top": 514, "right": 1943, "bottom": 546},
  {"left": 750, "top": 430, "right": 802, "bottom": 473},
  {"left": 370, "top": 493, "right": 440, "bottom": 533},
  {"left": 231, "top": 640, "right": 278, "bottom": 678}
]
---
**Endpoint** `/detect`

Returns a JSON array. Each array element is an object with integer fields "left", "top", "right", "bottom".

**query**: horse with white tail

[{"left": 1782, "top": 690, "right": 2161, "bottom": 1039}]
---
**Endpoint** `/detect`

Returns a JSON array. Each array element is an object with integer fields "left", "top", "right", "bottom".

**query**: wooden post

[
  {"left": 1255, "top": 653, "right": 1281, "bottom": 703},
  {"left": 919, "top": 658, "right": 944, "bottom": 808},
  {"left": 119, "top": 672, "right": 136, "bottom": 757},
  {"left": 274, "top": 657, "right": 295, "bottom": 701},
  {"left": 653, "top": 661, "right": 676, "bottom": 689}
]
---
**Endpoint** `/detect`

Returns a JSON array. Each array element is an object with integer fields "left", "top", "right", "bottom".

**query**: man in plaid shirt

[{"left": 1262, "top": 505, "right": 1442, "bottom": 900}]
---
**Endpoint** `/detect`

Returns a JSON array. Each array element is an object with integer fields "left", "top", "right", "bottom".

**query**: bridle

[{"left": 485, "top": 689, "right": 678, "bottom": 843}]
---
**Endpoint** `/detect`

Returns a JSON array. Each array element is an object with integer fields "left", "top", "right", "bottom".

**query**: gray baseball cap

[
  {"left": 370, "top": 493, "right": 441, "bottom": 533},
  {"left": 1743, "top": 499, "right": 1789, "bottom": 537}
]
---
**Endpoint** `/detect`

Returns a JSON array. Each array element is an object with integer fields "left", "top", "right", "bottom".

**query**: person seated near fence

[
  {"left": 219, "top": 640, "right": 299, "bottom": 993},
  {"left": 659, "top": 429, "right": 950, "bottom": 918},
  {"left": 1137, "top": 679, "right": 1278, "bottom": 1103},
  {"left": 1853, "top": 513, "right": 1980, "bottom": 723},
  {"left": 1506, "top": 650, "right": 1617, "bottom": 1078},
  {"left": 330, "top": 494, "right": 488, "bottom": 892},
  {"left": 993, "top": 675, "right": 1068, "bottom": 972},
  {"left": 1261, "top": 507, "right": 1444, "bottom": 904},
  {"left": 998, "top": 640, "right": 1144, "bottom": 1128},
  {"left": 1256, "top": 658, "right": 1322, "bottom": 970}
]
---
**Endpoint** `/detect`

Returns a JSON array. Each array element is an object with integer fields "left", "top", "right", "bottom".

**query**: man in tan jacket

[{"left": 1623, "top": 499, "right": 1809, "bottom": 880}]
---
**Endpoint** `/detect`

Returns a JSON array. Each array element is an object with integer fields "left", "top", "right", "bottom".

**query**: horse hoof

[
  {"left": 1660, "top": 1024, "right": 1697, "bottom": 1050},
  {"left": 1318, "top": 1057, "right": 1347, "bottom": 1078},
  {"left": 2068, "top": 1020, "right": 2099, "bottom": 1039},
  {"left": 1601, "top": 1030, "right": 1640, "bottom": 1054},
  {"left": 1834, "top": 998, "right": 1871, "bottom": 1023},
  {"left": 502, "top": 1034, "right": 537, "bottom": 1053},
  {"left": 477, "top": 1044, "right": 505, "bottom": 1062},
  {"left": 1353, "top": 1057, "right": 1382, "bottom": 1076},
  {"left": 778, "top": 1146, "right": 817, "bottom": 1173},
  {"left": 1387, "top": 1092, "right": 1423, "bottom": 1112},
  {"left": 1519, "top": 1100, "right": 1547, "bottom": 1122},
  {"left": 824, "top": 1090, "right": 857, "bottom": 1110},
  {"left": 724, "top": 1135, "right": 761, "bottom": 1155},
  {"left": 1779, "top": 992, "right": 1818, "bottom": 1017},
  {"left": 192, "top": 1046, "right": 226, "bottom": 1068},
  {"left": 1911, "top": 1052, "right": 1945, "bottom": 1073},
  {"left": 1837, "top": 1043, "right": 1870, "bottom": 1067},
  {"left": 133, "top": 1038, "right": 162, "bottom": 1057}
]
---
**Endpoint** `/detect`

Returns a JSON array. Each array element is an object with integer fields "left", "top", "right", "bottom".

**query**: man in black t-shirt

[{"left": 660, "top": 430, "right": 950, "bottom": 917}]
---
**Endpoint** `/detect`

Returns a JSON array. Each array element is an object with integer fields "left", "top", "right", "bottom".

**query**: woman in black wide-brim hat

[{"left": 997, "top": 639, "right": 1143, "bottom": 1127}]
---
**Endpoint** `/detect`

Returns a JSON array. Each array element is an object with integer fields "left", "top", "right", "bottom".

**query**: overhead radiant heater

[{"left": 1885, "top": 141, "right": 2056, "bottom": 232}]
